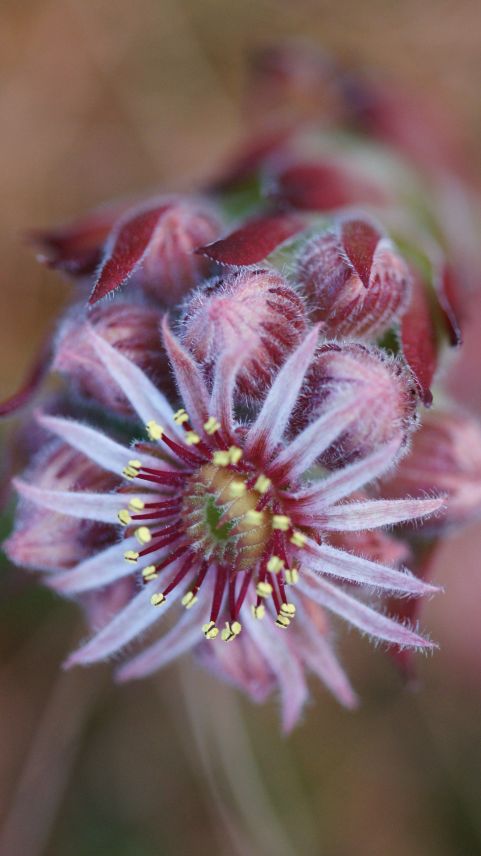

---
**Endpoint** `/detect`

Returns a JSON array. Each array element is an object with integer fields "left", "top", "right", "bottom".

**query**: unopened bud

[{"left": 181, "top": 269, "right": 307, "bottom": 400}]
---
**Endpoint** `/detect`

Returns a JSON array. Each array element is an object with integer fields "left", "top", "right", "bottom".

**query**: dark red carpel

[
  {"left": 195, "top": 212, "right": 305, "bottom": 266},
  {"left": 272, "top": 160, "right": 386, "bottom": 211},
  {"left": 340, "top": 218, "right": 382, "bottom": 288},
  {"left": 400, "top": 269, "right": 437, "bottom": 407},
  {"left": 89, "top": 204, "right": 171, "bottom": 304},
  {"left": 29, "top": 203, "right": 130, "bottom": 277}
]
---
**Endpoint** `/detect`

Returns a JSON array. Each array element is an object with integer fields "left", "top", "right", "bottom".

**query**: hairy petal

[
  {"left": 271, "top": 393, "right": 360, "bottom": 481},
  {"left": 37, "top": 413, "right": 133, "bottom": 475},
  {"left": 13, "top": 480, "right": 147, "bottom": 524},
  {"left": 301, "top": 539, "right": 438, "bottom": 596},
  {"left": 161, "top": 317, "right": 210, "bottom": 432},
  {"left": 116, "top": 605, "right": 204, "bottom": 681},
  {"left": 296, "top": 615, "right": 358, "bottom": 708},
  {"left": 313, "top": 496, "right": 445, "bottom": 531},
  {"left": 88, "top": 327, "right": 181, "bottom": 436},
  {"left": 209, "top": 348, "right": 244, "bottom": 438},
  {"left": 243, "top": 606, "right": 308, "bottom": 732},
  {"left": 297, "top": 573, "right": 435, "bottom": 648},
  {"left": 49, "top": 538, "right": 139, "bottom": 593},
  {"left": 245, "top": 326, "right": 319, "bottom": 460},
  {"left": 289, "top": 435, "right": 403, "bottom": 512}
]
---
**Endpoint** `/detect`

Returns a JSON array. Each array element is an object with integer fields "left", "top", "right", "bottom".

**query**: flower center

[{"left": 182, "top": 463, "right": 272, "bottom": 571}]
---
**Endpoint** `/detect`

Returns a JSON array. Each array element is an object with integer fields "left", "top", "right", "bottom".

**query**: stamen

[
  {"left": 229, "top": 479, "right": 246, "bottom": 498},
  {"left": 202, "top": 620, "right": 219, "bottom": 639},
  {"left": 285, "top": 567, "right": 299, "bottom": 585},
  {"left": 228, "top": 446, "right": 243, "bottom": 465},
  {"left": 290, "top": 530, "right": 307, "bottom": 548},
  {"left": 135, "top": 526, "right": 152, "bottom": 545},
  {"left": 256, "top": 580, "right": 273, "bottom": 598},
  {"left": 118, "top": 509, "right": 132, "bottom": 526},
  {"left": 272, "top": 515, "right": 290, "bottom": 531},
  {"left": 251, "top": 604, "right": 265, "bottom": 619},
  {"left": 204, "top": 416, "right": 221, "bottom": 435},
  {"left": 142, "top": 565, "right": 158, "bottom": 581},
  {"left": 151, "top": 592, "right": 167, "bottom": 607},
  {"left": 185, "top": 431, "right": 201, "bottom": 446},
  {"left": 129, "top": 497, "right": 145, "bottom": 511},
  {"left": 221, "top": 620, "right": 242, "bottom": 642},
  {"left": 254, "top": 474, "right": 271, "bottom": 494},
  {"left": 173, "top": 408, "right": 189, "bottom": 425},
  {"left": 267, "top": 555, "right": 284, "bottom": 574},
  {"left": 146, "top": 420, "right": 164, "bottom": 441},
  {"left": 124, "top": 550, "right": 139, "bottom": 563},
  {"left": 181, "top": 591, "right": 198, "bottom": 609},
  {"left": 123, "top": 459, "right": 142, "bottom": 480},
  {"left": 212, "top": 450, "right": 230, "bottom": 467},
  {"left": 244, "top": 509, "right": 264, "bottom": 526},
  {"left": 275, "top": 613, "right": 291, "bottom": 628}
]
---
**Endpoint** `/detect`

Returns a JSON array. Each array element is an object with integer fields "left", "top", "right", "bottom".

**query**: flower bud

[
  {"left": 297, "top": 220, "right": 411, "bottom": 338},
  {"left": 292, "top": 343, "right": 418, "bottom": 467},
  {"left": 381, "top": 410, "right": 481, "bottom": 530},
  {"left": 54, "top": 302, "right": 170, "bottom": 414},
  {"left": 180, "top": 269, "right": 308, "bottom": 399}
]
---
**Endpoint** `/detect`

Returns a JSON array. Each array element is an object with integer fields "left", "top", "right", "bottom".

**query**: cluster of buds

[{"left": 3, "top": 44, "right": 481, "bottom": 729}]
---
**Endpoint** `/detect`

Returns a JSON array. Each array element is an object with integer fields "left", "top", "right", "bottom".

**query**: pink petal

[
  {"left": 244, "top": 607, "right": 309, "bottom": 733},
  {"left": 210, "top": 347, "right": 245, "bottom": 439},
  {"left": 196, "top": 212, "right": 305, "bottom": 266},
  {"left": 37, "top": 413, "right": 134, "bottom": 475},
  {"left": 296, "top": 614, "right": 358, "bottom": 708},
  {"left": 400, "top": 269, "right": 437, "bottom": 406},
  {"left": 116, "top": 605, "right": 204, "bottom": 681},
  {"left": 64, "top": 571, "right": 184, "bottom": 666},
  {"left": 271, "top": 392, "right": 360, "bottom": 481},
  {"left": 245, "top": 325, "right": 319, "bottom": 460},
  {"left": 88, "top": 328, "right": 182, "bottom": 438},
  {"left": 161, "top": 317, "right": 210, "bottom": 432},
  {"left": 13, "top": 479, "right": 143, "bottom": 524},
  {"left": 90, "top": 203, "right": 171, "bottom": 304},
  {"left": 301, "top": 540, "right": 438, "bottom": 596},
  {"left": 290, "top": 435, "right": 403, "bottom": 512},
  {"left": 49, "top": 538, "right": 138, "bottom": 593},
  {"left": 315, "top": 496, "right": 445, "bottom": 531},
  {"left": 298, "top": 574, "right": 435, "bottom": 648},
  {"left": 340, "top": 217, "right": 382, "bottom": 288},
  {"left": 272, "top": 160, "right": 386, "bottom": 211}
]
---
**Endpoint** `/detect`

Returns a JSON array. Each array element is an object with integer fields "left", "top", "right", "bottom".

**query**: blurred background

[{"left": 1, "top": 1, "right": 481, "bottom": 854}]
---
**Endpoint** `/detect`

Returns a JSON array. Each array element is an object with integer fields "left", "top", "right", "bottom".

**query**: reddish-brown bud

[
  {"left": 293, "top": 342, "right": 418, "bottom": 467},
  {"left": 381, "top": 410, "right": 481, "bottom": 530},
  {"left": 180, "top": 269, "right": 308, "bottom": 399},
  {"left": 297, "top": 220, "right": 411, "bottom": 338},
  {"left": 54, "top": 302, "right": 170, "bottom": 413}
]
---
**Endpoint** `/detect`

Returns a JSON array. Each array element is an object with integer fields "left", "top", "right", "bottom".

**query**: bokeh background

[{"left": 1, "top": 2, "right": 481, "bottom": 855}]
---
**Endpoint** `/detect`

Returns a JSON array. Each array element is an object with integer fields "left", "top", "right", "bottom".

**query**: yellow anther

[
  {"left": 129, "top": 497, "right": 145, "bottom": 511},
  {"left": 221, "top": 620, "right": 243, "bottom": 641},
  {"left": 181, "top": 591, "right": 198, "bottom": 609},
  {"left": 185, "top": 431, "right": 201, "bottom": 446},
  {"left": 173, "top": 408, "right": 189, "bottom": 425},
  {"left": 254, "top": 474, "right": 271, "bottom": 494},
  {"left": 213, "top": 450, "right": 230, "bottom": 467},
  {"left": 135, "top": 526, "right": 152, "bottom": 545},
  {"left": 123, "top": 459, "right": 142, "bottom": 480},
  {"left": 142, "top": 565, "right": 158, "bottom": 580},
  {"left": 272, "top": 514, "right": 290, "bottom": 531},
  {"left": 245, "top": 509, "right": 263, "bottom": 526},
  {"left": 117, "top": 509, "right": 132, "bottom": 526},
  {"left": 285, "top": 567, "right": 299, "bottom": 585},
  {"left": 229, "top": 480, "right": 246, "bottom": 498},
  {"left": 146, "top": 420, "right": 164, "bottom": 441},
  {"left": 275, "top": 614, "right": 291, "bottom": 628},
  {"left": 290, "top": 530, "right": 307, "bottom": 548},
  {"left": 124, "top": 550, "right": 139, "bottom": 563},
  {"left": 267, "top": 555, "right": 284, "bottom": 574},
  {"left": 150, "top": 592, "right": 166, "bottom": 607},
  {"left": 228, "top": 446, "right": 243, "bottom": 465},
  {"left": 280, "top": 602, "right": 296, "bottom": 617},
  {"left": 256, "top": 581, "right": 273, "bottom": 598},
  {"left": 204, "top": 416, "right": 221, "bottom": 435},
  {"left": 128, "top": 459, "right": 142, "bottom": 469},
  {"left": 251, "top": 604, "right": 265, "bottom": 620},
  {"left": 202, "top": 621, "right": 219, "bottom": 640}
]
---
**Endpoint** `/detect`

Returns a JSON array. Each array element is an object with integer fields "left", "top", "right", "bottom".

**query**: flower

[{"left": 5, "top": 322, "right": 444, "bottom": 729}]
